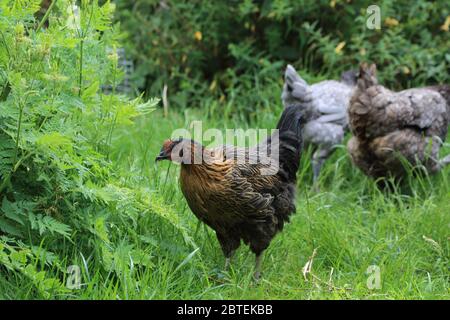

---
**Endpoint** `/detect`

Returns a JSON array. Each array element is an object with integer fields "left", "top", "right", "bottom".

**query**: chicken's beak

[{"left": 155, "top": 149, "right": 170, "bottom": 162}]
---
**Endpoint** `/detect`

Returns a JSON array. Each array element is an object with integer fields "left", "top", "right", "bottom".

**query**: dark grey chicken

[
  {"left": 281, "top": 64, "right": 357, "bottom": 184},
  {"left": 347, "top": 63, "right": 450, "bottom": 179}
]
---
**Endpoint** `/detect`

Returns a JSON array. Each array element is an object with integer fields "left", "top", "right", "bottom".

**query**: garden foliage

[
  {"left": 0, "top": 0, "right": 189, "bottom": 296},
  {"left": 115, "top": 0, "right": 449, "bottom": 111}
]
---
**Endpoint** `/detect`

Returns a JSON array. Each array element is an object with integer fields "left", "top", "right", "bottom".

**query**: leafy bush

[
  {"left": 115, "top": 0, "right": 449, "bottom": 110},
  {"left": 0, "top": 0, "right": 189, "bottom": 297}
]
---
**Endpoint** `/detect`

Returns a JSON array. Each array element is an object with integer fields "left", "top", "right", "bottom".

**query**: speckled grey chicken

[
  {"left": 155, "top": 106, "right": 304, "bottom": 279},
  {"left": 347, "top": 63, "right": 450, "bottom": 179},
  {"left": 281, "top": 64, "right": 357, "bottom": 183}
]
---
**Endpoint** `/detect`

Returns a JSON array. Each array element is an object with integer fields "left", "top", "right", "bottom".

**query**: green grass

[{"left": 1, "top": 107, "right": 449, "bottom": 300}]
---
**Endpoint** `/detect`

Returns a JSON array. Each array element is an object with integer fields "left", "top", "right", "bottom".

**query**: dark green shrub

[{"left": 115, "top": 0, "right": 449, "bottom": 110}]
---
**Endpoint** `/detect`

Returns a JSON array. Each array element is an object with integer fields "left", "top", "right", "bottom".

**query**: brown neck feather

[{"left": 181, "top": 146, "right": 232, "bottom": 182}]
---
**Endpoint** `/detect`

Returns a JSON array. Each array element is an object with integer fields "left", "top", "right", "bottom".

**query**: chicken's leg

[
  {"left": 224, "top": 250, "right": 235, "bottom": 271},
  {"left": 312, "top": 147, "right": 334, "bottom": 189},
  {"left": 217, "top": 233, "right": 239, "bottom": 274},
  {"left": 224, "top": 258, "right": 231, "bottom": 271},
  {"left": 254, "top": 252, "right": 264, "bottom": 281}
]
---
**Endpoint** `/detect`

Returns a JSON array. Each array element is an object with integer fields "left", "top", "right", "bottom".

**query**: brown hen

[
  {"left": 156, "top": 106, "right": 304, "bottom": 279},
  {"left": 348, "top": 63, "right": 450, "bottom": 180}
]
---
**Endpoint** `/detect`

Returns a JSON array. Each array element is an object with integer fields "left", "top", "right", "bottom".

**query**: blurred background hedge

[{"left": 114, "top": 0, "right": 449, "bottom": 112}]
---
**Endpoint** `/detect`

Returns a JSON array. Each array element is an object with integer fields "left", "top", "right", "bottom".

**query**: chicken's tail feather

[
  {"left": 275, "top": 105, "right": 304, "bottom": 182},
  {"left": 281, "top": 64, "right": 313, "bottom": 109},
  {"left": 357, "top": 63, "right": 378, "bottom": 91}
]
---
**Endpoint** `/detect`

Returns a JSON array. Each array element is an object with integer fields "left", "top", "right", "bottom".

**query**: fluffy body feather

[
  {"left": 156, "top": 106, "right": 304, "bottom": 278},
  {"left": 281, "top": 64, "right": 356, "bottom": 183},
  {"left": 347, "top": 63, "right": 450, "bottom": 179}
]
